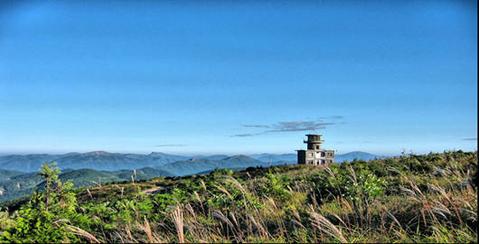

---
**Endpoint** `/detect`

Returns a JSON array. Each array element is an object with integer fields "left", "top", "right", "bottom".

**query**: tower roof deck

[{"left": 304, "top": 134, "right": 323, "bottom": 143}]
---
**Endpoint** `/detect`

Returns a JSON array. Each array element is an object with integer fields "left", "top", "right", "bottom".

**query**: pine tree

[{"left": 0, "top": 162, "right": 80, "bottom": 242}]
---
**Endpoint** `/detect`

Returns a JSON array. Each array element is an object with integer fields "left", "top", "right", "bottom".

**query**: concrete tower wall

[{"left": 297, "top": 134, "right": 334, "bottom": 166}]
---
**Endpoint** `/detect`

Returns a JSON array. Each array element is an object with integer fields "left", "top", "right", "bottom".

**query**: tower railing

[{"left": 304, "top": 140, "right": 323, "bottom": 144}]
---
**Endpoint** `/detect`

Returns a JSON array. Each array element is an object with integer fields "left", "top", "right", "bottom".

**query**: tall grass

[{"left": 1, "top": 151, "right": 476, "bottom": 243}]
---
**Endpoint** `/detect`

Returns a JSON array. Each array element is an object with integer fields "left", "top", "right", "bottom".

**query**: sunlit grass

[{"left": 0, "top": 151, "right": 476, "bottom": 243}]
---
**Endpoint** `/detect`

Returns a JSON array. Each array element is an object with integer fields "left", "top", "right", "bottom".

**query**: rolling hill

[
  {"left": 157, "top": 155, "right": 291, "bottom": 176},
  {"left": 0, "top": 151, "right": 475, "bottom": 242},
  {"left": 0, "top": 167, "right": 173, "bottom": 202},
  {"left": 250, "top": 153, "right": 297, "bottom": 162},
  {"left": 0, "top": 151, "right": 189, "bottom": 172}
]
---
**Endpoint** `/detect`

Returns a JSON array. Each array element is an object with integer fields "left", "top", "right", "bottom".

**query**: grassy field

[{"left": 0, "top": 151, "right": 477, "bottom": 243}]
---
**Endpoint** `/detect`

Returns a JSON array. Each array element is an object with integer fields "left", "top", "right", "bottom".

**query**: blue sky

[{"left": 0, "top": 0, "right": 476, "bottom": 155}]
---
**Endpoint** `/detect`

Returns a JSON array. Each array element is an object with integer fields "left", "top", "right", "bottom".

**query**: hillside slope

[
  {"left": 158, "top": 155, "right": 290, "bottom": 176},
  {"left": 0, "top": 167, "right": 173, "bottom": 202},
  {"left": 0, "top": 151, "right": 476, "bottom": 243}
]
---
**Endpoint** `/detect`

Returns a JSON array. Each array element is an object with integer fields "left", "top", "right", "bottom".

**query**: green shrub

[{"left": 0, "top": 163, "right": 80, "bottom": 242}]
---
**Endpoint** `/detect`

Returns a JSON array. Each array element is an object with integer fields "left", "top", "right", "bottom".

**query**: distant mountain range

[
  {"left": 0, "top": 151, "right": 188, "bottom": 172},
  {"left": 0, "top": 151, "right": 383, "bottom": 173},
  {"left": 249, "top": 153, "right": 297, "bottom": 162},
  {"left": 335, "top": 151, "right": 384, "bottom": 162},
  {"left": 0, "top": 151, "right": 384, "bottom": 203},
  {"left": 159, "top": 155, "right": 290, "bottom": 176}
]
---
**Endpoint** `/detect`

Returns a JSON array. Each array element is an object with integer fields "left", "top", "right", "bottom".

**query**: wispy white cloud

[
  {"left": 232, "top": 116, "right": 344, "bottom": 137},
  {"left": 231, "top": 133, "right": 264, "bottom": 137},
  {"left": 242, "top": 124, "right": 271, "bottom": 128}
]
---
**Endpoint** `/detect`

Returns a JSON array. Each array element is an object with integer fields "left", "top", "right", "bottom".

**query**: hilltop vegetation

[
  {"left": 0, "top": 151, "right": 476, "bottom": 243},
  {"left": 0, "top": 155, "right": 284, "bottom": 202},
  {"left": 0, "top": 168, "right": 172, "bottom": 203},
  {"left": 1, "top": 151, "right": 379, "bottom": 202}
]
